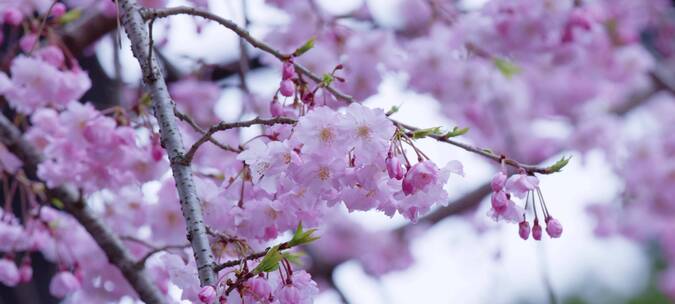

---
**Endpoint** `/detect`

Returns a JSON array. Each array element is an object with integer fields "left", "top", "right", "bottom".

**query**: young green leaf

[
  {"left": 411, "top": 127, "right": 442, "bottom": 139},
  {"left": 253, "top": 246, "right": 282, "bottom": 274},
  {"left": 494, "top": 58, "right": 521, "bottom": 79},
  {"left": 288, "top": 222, "right": 319, "bottom": 247},
  {"left": 546, "top": 156, "right": 572, "bottom": 173},
  {"left": 443, "top": 126, "right": 469, "bottom": 138},
  {"left": 293, "top": 37, "right": 316, "bottom": 57},
  {"left": 59, "top": 9, "right": 82, "bottom": 25}
]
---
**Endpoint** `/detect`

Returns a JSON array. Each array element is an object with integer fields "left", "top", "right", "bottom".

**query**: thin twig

[
  {"left": 213, "top": 240, "right": 294, "bottom": 272},
  {"left": 182, "top": 117, "right": 296, "bottom": 165},
  {"left": 174, "top": 109, "right": 240, "bottom": 153}
]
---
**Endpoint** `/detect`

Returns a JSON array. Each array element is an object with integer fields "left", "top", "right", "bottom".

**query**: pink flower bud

[
  {"left": 491, "top": 171, "right": 507, "bottom": 192},
  {"left": 282, "top": 61, "right": 295, "bottom": 80},
  {"left": 19, "top": 264, "right": 32, "bottom": 283},
  {"left": 198, "top": 285, "right": 216, "bottom": 303},
  {"left": 545, "top": 217, "right": 563, "bottom": 238},
  {"left": 301, "top": 91, "right": 314, "bottom": 105},
  {"left": 51, "top": 3, "right": 67, "bottom": 18},
  {"left": 402, "top": 161, "right": 440, "bottom": 195},
  {"left": 491, "top": 191, "right": 508, "bottom": 212},
  {"left": 279, "top": 79, "right": 294, "bottom": 97},
  {"left": 19, "top": 34, "right": 38, "bottom": 53},
  {"left": 386, "top": 156, "right": 404, "bottom": 180},
  {"left": 49, "top": 271, "right": 81, "bottom": 298},
  {"left": 532, "top": 219, "right": 542, "bottom": 241},
  {"left": 3, "top": 8, "right": 23, "bottom": 26},
  {"left": 0, "top": 259, "right": 20, "bottom": 287},
  {"left": 36, "top": 46, "right": 65, "bottom": 67},
  {"left": 270, "top": 101, "right": 283, "bottom": 117},
  {"left": 518, "top": 220, "right": 530, "bottom": 240}
]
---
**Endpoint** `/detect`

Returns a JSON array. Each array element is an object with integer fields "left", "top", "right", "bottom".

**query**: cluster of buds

[{"left": 490, "top": 170, "right": 563, "bottom": 241}]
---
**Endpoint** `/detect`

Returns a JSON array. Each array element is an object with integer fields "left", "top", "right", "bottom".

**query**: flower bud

[
  {"left": 545, "top": 217, "right": 563, "bottom": 238},
  {"left": 518, "top": 220, "right": 530, "bottom": 240},
  {"left": 49, "top": 271, "right": 81, "bottom": 298},
  {"left": 0, "top": 259, "right": 19, "bottom": 287},
  {"left": 51, "top": 3, "right": 67, "bottom": 18},
  {"left": 279, "top": 79, "right": 294, "bottom": 97},
  {"left": 3, "top": 8, "right": 23, "bottom": 26},
  {"left": 282, "top": 61, "right": 295, "bottom": 80},
  {"left": 532, "top": 219, "right": 542, "bottom": 241},
  {"left": 199, "top": 285, "right": 216, "bottom": 304},
  {"left": 386, "top": 156, "right": 405, "bottom": 180}
]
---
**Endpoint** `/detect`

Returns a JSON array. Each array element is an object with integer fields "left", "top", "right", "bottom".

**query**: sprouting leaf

[
  {"left": 253, "top": 246, "right": 282, "bottom": 274},
  {"left": 282, "top": 252, "right": 305, "bottom": 266},
  {"left": 288, "top": 222, "right": 319, "bottom": 247},
  {"left": 494, "top": 58, "right": 521, "bottom": 79},
  {"left": 321, "top": 74, "right": 334, "bottom": 87},
  {"left": 51, "top": 197, "right": 64, "bottom": 209},
  {"left": 59, "top": 9, "right": 82, "bottom": 25},
  {"left": 442, "top": 126, "right": 469, "bottom": 139},
  {"left": 386, "top": 105, "right": 400, "bottom": 116},
  {"left": 293, "top": 37, "right": 316, "bottom": 57},
  {"left": 139, "top": 93, "right": 152, "bottom": 108},
  {"left": 411, "top": 127, "right": 442, "bottom": 139},
  {"left": 546, "top": 156, "right": 572, "bottom": 173}
]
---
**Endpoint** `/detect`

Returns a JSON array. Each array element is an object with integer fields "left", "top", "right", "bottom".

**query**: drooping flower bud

[
  {"left": 491, "top": 190, "right": 509, "bottom": 212},
  {"left": 386, "top": 155, "right": 405, "bottom": 180},
  {"left": 491, "top": 171, "right": 507, "bottom": 192},
  {"left": 0, "top": 259, "right": 19, "bottom": 287},
  {"left": 279, "top": 79, "right": 294, "bottom": 97},
  {"left": 51, "top": 3, "right": 67, "bottom": 18},
  {"left": 19, "top": 262, "right": 32, "bottom": 283},
  {"left": 282, "top": 60, "right": 295, "bottom": 80},
  {"left": 545, "top": 217, "right": 563, "bottom": 238},
  {"left": 270, "top": 101, "right": 283, "bottom": 117},
  {"left": 49, "top": 271, "right": 81, "bottom": 298},
  {"left": 518, "top": 220, "right": 530, "bottom": 240},
  {"left": 198, "top": 285, "right": 216, "bottom": 304},
  {"left": 402, "top": 161, "right": 440, "bottom": 195},
  {"left": 3, "top": 8, "right": 23, "bottom": 26},
  {"left": 532, "top": 219, "right": 542, "bottom": 241}
]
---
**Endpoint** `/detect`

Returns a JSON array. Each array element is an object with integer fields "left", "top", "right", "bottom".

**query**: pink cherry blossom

[
  {"left": 49, "top": 271, "right": 81, "bottom": 298},
  {"left": 0, "top": 259, "right": 19, "bottom": 287}
]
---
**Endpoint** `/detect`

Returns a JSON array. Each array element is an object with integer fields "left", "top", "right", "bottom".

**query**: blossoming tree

[{"left": 0, "top": 0, "right": 673, "bottom": 303}]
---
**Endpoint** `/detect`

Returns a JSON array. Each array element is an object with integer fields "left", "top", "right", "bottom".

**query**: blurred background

[{"left": 3, "top": 0, "right": 675, "bottom": 303}]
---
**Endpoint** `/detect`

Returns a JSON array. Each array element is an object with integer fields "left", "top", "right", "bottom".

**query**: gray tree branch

[{"left": 117, "top": 0, "right": 217, "bottom": 285}]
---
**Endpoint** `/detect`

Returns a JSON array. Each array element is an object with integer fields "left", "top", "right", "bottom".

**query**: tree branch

[
  {"left": 0, "top": 114, "right": 165, "bottom": 304},
  {"left": 118, "top": 0, "right": 216, "bottom": 286}
]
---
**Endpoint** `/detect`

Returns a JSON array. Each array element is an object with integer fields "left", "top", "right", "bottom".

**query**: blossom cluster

[{"left": 25, "top": 102, "right": 167, "bottom": 193}]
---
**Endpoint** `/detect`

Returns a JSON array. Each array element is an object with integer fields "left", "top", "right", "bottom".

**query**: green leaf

[
  {"left": 386, "top": 105, "right": 400, "bottom": 116},
  {"left": 51, "top": 198, "right": 64, "bottom": 209},
  {"left": 288, "top": 222, "right": 319, "bottom": 247},
  {"left": 321, "top": 74, "right": 334, "bottom": 87},
  {"left": 58, "top": 9, "right": 82, "bottom": 25},
  {"left": 282, "top": 252, "right": 304, "bottom": 266},
  {"left": 546, "top": 156, "right": 572, "bottom": 173},
  {"left": 411, "top": 127, "right": 442, "bottom": 139},
  {"left": 494, "top": 58, "right": 521, "bottom": 79},
  {"left": 139, "top": 93, "right": 152, "bottom": 108},
  {"left": 253, "top": 246, "right": 282, "bottom": 274},
  {"left": 293, "top": 37, "right": 316, "bottom": 57},
  {"left": 442, "top": 126, "right": 469, "bottom": 138}
]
